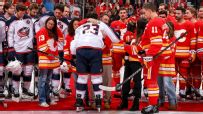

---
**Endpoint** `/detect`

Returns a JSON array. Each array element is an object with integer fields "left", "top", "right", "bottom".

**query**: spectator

[
  {"left": 43, "top": 0, "right": 54, "bottom": 12},
  {"left": 36, "top": 16, "right": 63, "bottom": 107}
]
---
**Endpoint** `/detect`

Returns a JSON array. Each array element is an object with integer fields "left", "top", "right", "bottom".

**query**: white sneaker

[{"left": 40, "top": 102, "right": 49, "bottom": 107}]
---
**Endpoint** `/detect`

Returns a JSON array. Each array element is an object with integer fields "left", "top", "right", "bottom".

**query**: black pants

[{"left": 121, "top": 60, "right": 142, "bottom": 99}]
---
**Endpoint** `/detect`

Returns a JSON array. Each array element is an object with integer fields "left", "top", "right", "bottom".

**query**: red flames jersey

[
  {"left": 110, "top": 20, "right": 127, "bottom": 40},
  {"left": 173, "top": 20, "right": 196, "bottom": 58},
  {"left": 139, "top": 17, "right": 165, "bottom": 57},
  {"left": 35, "top": 27, "right": 63, "bottom": 69},
  {"left": 196, "top": 20, "right": 203, "bottom": 60}
]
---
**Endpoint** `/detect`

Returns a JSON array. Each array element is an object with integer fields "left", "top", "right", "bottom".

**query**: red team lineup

[{"left": 0, "top": 0, "right": 203, "bottom": 114}]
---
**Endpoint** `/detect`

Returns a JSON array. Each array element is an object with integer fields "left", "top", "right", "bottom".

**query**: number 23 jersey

[{"left": 73, "top": 22, "right": 119, "bottom": 49}]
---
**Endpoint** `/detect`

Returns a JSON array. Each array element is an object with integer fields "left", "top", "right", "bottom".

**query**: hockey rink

[{"left": 0, "top": 111, "right": 203, "bottom": 114}]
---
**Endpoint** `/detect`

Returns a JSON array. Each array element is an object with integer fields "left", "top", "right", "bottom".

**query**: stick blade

[{"left": 99, "top": 85, "right": 116, "bottom": 91}]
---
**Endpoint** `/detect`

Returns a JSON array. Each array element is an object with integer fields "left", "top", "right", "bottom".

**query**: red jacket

[{"left": 138, "top": 17, "right": 165, "bottom": 57}]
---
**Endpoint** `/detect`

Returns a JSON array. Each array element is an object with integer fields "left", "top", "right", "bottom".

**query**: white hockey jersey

[
  {"left": 71, "top": 21, "right": 120, "bottom": 54},
  {"left": 8, "top": 18, "right": 34, "bottom": 53},
  {"left": 0, "top": 19, "right": 6, "bottom": 52}
]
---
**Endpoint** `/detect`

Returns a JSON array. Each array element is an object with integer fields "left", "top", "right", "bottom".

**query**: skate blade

[
  {"left": 21, "top": 94, "right": 33, "bottom": 99},
  {"left": 76, "top": 107, "right": 84, "bottom": 112}
]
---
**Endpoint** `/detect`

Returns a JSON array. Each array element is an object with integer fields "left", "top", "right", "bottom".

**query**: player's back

[{"left": 74, "top": 22, "right": 105, "bottom": 49}]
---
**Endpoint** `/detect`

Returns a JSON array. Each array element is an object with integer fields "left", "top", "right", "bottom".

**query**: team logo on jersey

[
  {"left": 174, "top": 29, "right": 187, "bottom": 42},
  {"left": 26, "top": 20, "right": 30, "bottom": 24},
  {"left": 17, "top": 27, "right": 30, "bottom": 37},
  {"left": 57, "top": 21, "right": 63, "bottom": 29}
]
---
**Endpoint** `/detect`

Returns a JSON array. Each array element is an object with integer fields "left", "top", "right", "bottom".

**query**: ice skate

[
  {"left": 141, "top": 105, "right": 159, "bottom": 114},
  {"left": 95, "top": 95, "right": 101, "bottom": 112},
  {"left": 179, "top": 90, "right": 186, "bottom": 101},
  {"left": 0, "top": 92, "right": 7, "bottom": 108},
  {"left": 21, "top": 88, "right": 34, "bottom": 100},
  {"left": 75, "top": 94, "right": 84, "bottom": 112}
]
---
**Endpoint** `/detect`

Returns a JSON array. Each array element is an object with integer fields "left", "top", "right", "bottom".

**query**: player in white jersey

[
  {"left": 71, "top": 20, "right": 120, "bottom": 112},
  {"left": 0, "top": 18, "right": 6, "bottom": 98},
  {"left": 1, "top": 2, "right": 15, "bottom": 99},
  {"left": 7, "top": 3, "right": 34, "bottom": 101},
  {"left": 28, "top": 2, "right": 40, "bottom": 98}
]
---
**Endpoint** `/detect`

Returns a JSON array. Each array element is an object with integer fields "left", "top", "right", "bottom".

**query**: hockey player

[
  {"left": 110, "top": 7, "right": 127, "bottom": 93},
  {"left": 0, "top": 17, "right": 6, "bottom": 98},
  {"left": 135, "top": 2, "right": 166, "bottom": 113},
  {"left": 174, "top": 6, "right": 196, "bottom": 100},
  {"left": 1, "top": 2, "right": 15, "bottom": 98},
  {"left": 196, "top": 6, "right": 203, "bottom": 99},
  {"left": 28, "top": 3, "right": 39, "bottom": 23},
  {"left": 27, "top": 2, "right": 40, "bottom": 98},
  {"left": 185, "top": 7, "right": 201, "bottom": 100},
  {"left": 7, "top": 3, "right": 34, "bottom": 101},
  {"left": 71, "top": 20, "right": 120, "bottom": 112}
]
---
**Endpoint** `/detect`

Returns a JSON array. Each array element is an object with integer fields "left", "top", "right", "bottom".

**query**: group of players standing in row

[{"left": 0, "top": 1, "right": 203, "bottom": 114}]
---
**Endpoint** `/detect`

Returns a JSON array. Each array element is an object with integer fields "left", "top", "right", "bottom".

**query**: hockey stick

[
  {"left": 176, "top": 68, "right": 203, "bottom": 98},
  {"left": 28, "top": 47, "right": 67, "bottom": 97},
  {"left": 99, "top": 32, "right": 188, "bottom": 91},
  {"left": 27, "top": 47, "right": 75, "bottom": 66}
]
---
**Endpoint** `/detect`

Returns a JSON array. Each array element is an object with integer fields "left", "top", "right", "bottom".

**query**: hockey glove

[
  {"left": 6, "top": 59, "right": 22, "bottom": 75},
  {"left": 60, "top": 62, "right": 70, "bottom": 72},
  {"left": 7, "top": 47, "right": 16, "bottom": 61},
  {"left": 143, "top": 56, "right": 153, "bottom": 69},
  {"left": 112, "top": 28, "right": 121, "bottom": 39}
]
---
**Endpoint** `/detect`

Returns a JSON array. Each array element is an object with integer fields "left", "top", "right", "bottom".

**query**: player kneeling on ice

[{"left": 70, "top": 15, "right": 120, "bottom": 112}]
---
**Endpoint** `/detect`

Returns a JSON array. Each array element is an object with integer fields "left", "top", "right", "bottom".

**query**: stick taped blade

[{"left": 99, "top": 85, "right": 116, "bottom": 91}]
